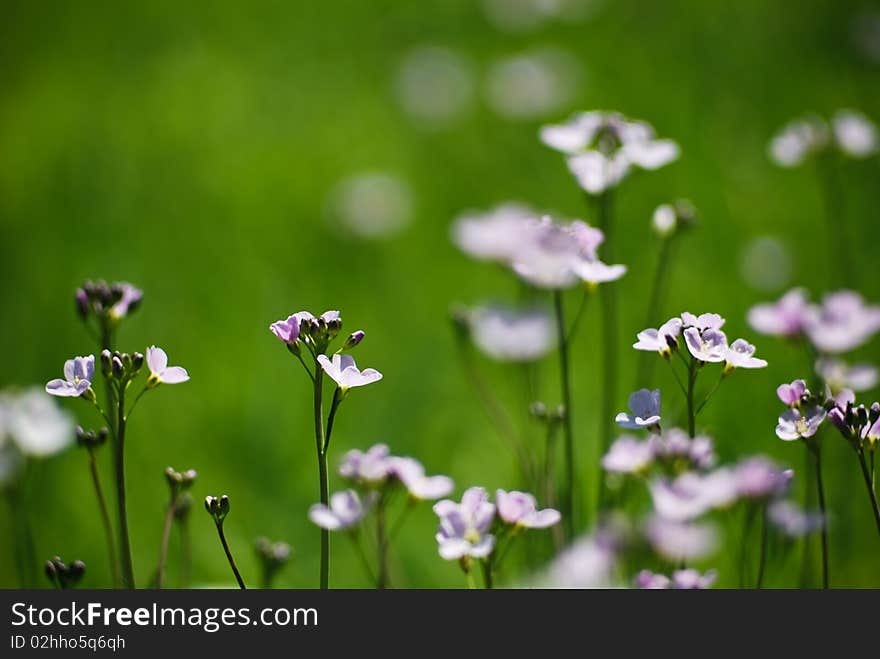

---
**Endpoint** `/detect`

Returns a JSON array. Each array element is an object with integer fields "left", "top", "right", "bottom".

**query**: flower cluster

[
  {"left": 603, "top": 427, "right": 716, "bottom": 475},
  {"left": 634, "top": 568, "right": 717, "bottom": 589},
  {"left": 769, "top": 110, "right": 878, "bottom": 167},
  {"left": 460, "top": 303, "right": 556, "bottom": 362},
  {"left": 337, "top": 443, "right": 455, "bottom": 502},
  {"left": 75, "top": 280, "right": 143, "bottom": 327}
]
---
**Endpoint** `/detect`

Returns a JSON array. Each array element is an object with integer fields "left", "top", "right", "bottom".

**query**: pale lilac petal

[
  {"left": 523, "top": 509, "right": 561, "bottom": 528},
  {"left": 147, "top": 346, "right": 168, "bottom": 374},
  {"left": 160, "top": 366, "right": 190, "bottom": 384},
  {"left": 63, "top": 359, "right": 76, "bottom": 382},
  {"left": 308, "top": 504, "right": 342, "bottom": 531},
  {"left": 45, "top": 379, "right": 78, "bottom": 397},
  {"left": 468, "top": 534, "right": 496, "bottom": 558},
  {"left": 437, "top": 537, "right": 470, "bottom": 560}
]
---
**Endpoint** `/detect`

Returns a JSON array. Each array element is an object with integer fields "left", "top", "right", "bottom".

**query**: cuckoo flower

[
  {"left": 632, "top": 317, "right": 682, "bottom": 356},
  {"left": 747, "top": 288, "right": 809, "bottom": 338},
  {"left": 724, "top": 339, "right": 768, "bottom": 371},
  {"left": 467, "top": 304, "right": 555, "bottom": 362},
  {"left": 650, "top": 428, "right": 716, "bottom": 471},
  {"left": 339, "top": 444, "right": 394, "bottom": 486},
  {"left": 451, "top": 203, "right": 535, "bottom": 263},
  {"left": 776, "top": 406, "right": 826, "bottom": 441},
  {"left": 645, "top": 516, "right": 717, "bottom": 562},
  {"left": 601, "top": 436, "right": 655, "bottom": 474},
  {"left": 803, "top": 290, "right": 880, "bottom": 354},
  {"left": 46, "top": 355, "right": 95, "bottom": 398},
  {"left": 768, "top": 500, "right": 824, "bottom": 538},
  {"left": 681, "top": 312, "right": 725, "bottom": 332},
  {"left": 777, "top": 379, "right": 807, "bottom": 407},
  {"left": 108, "top": 282, "right": 144, "bottom": 320},
  {"left": 317, "top": 354, "right": 383, "bottom": 391},
  {"left": 816, "top": 358, "right": 878, "bottom": 394},
  {"left": 495, "top": 490, "right": 561, "bottom": 529},
  {"left": 433, "top": 487, "right": 496, "bottom": 560},
  {"left": 389, "top": 457, "right": 454, "bottom": 501},
  {"left": 649, "top": 470, "right": 738, "bottom": 522},
  {"left": 768, "top": 115, "right": 829, "bottom": 167},
  {"left": 146, "top": 347, "right": 190, "bottom": 387},
  {"left": 832, "top": 109, "right": 878, "bottom": 158},
  {"left": 615, "top": 388, "right": 661, "bottom": 430},
  {"left": 734, "top": 457, "right": 793, "bottom": 500},
  {"left": 308, "top": 490, "right": 373, "bottom": 531},
  {"left": 684, "top": 327, "right": 728, "bottom": 363},
  {"left": 1, "top": 388, "right": 74, "bottom": 458}
]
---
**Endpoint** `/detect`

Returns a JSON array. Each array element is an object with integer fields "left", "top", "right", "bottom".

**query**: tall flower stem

[
  {"left": 113, "top": 385, "right": 135, "bottom": 589},
  {"left": 808, "top": 441, "right": 829, "bottom": 589},
  {"left": 756, "top": 504, "right": 768, "bottom": 589},
  {"left": 636, "top": 236, "right": 674, "bottom": 386},
  {"left": 856, "top": 448, "right": 880, "bottom": 536},
  {"left": 686, "top": 357, "right": 698, "bottom": 438},
  {"left": 596, "top": 190, "right": 617, "bottom": 508},
  {"left": 178, "top": 516, "right": 191, "bottom": 588},
  {"left": 312, "top": 368, "right": 330, "bottom": 590},
  {"left": 553, "top": 289, "right": 575, "bottom": 539},
  {"left": 481, "top": 559, "right": 494, "bottom": 590},
  {"left": 87, "top": 448, "right": 119, "bottom": 586},
  {"left": 376, "top": 497, "right": 389, "bottom": 589},
  {"left": 155, "top": 498, "right": 176, "bottom": 589},
  {"left": 214, "top": 522, "right": 246, "bottom": 589}
]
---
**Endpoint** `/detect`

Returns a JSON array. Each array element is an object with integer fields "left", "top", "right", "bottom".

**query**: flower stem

[
  {"left": 87, "top": 448, "right": 119, "bottom": 586},
  {"left": 596, "top": 189, "right": 617, "bottom": 509},
  {"left": 114, "top": 385, "right": 135, "bottom": 589},
  {"left": 695, "top": 372, "right": 725, "bottom": 416},
  {"left": 856, "top": 448, "right": 880, "bottom": 537},
  {"left": 481, "top": 559, "right": 494, "bottom": 590},
  {"left": 215, "top": 523, "right": 246, "bottom": 589},
  {"left": 756, "top": 504, "right": 768, "bottom": 589},
  {"left": 313, "top": 368, "right": 330, "bottom": 590},
  {"left": 178, "top": 516, "right": 191, "bottom": 588},
  {"left": 376, "top": 497, "right": 389, "bottom": 589},
  {"left": 808, "top": 441, "right": 829, "bottom": 589},
  {"left": 348, "top": 533, "right": 376, "bottom": 584},
  {"left": 553, "top": 289, "right": 575, "bottom": 539},
  {"left": 636, "top": 236, "right": 674, "bottom": 386},
  {"left": 686, "top": 357, "right": 698, "bottom": 438},
  {"left": 155, "top": 498, "right": 176, "bottom": 589}
]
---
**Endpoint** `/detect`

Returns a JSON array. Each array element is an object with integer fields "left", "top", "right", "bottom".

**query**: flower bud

[
  {"left": 101, "top": 350, "right": 113, "bottom": 378},
  {"left": 75, "top": 288, "right": 89, "bottom": 320},
  {"left": 343, "top": 330, "right": 365, "bottom": 350},
  {"left": 121, "top": 353, "right": 133, "bottom": 372},
  {"left": 75, "top": 426, "right": 87, "bottom": 447},
  {"left": 111, "top": 356, "right": 125, "bottom": 379},
  {"left": 529, "top": 401, "right": 548, "bottom": 420},
  {"left": 174, "top": 492, "right": 193, "bottom": 520},
  {"left": 132, "top": 352, "right": 144, "bottom": 372}
]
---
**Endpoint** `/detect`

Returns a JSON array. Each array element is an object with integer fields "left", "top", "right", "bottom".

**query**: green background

[{"left": 1, "top": 0, "right": 878, "bottom": 588}]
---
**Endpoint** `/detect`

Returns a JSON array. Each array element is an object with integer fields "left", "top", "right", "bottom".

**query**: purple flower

[
  {"left": 269, "top": 310, "right": 319, "bottom": 344},
  {"left": 816, "top": 358, "right": 878, "bottom": 394},
  {"left": 615, "top": 388, "right": 661, "bottom": 430},
  {"left": 804, "top": 290, "right": 880, "bottom": 354},
  {"left": 650, "top": 427, "right": 716, "bottom": 471},
  {"left": 146, "top": 346, "right": 190, "bottom": 386},
  {"left": 46, "top": 355, "right": 95, "bottom": 398},
  {"left": 433, "top": 487, "right": 496, "bottom": 560},
  {"left": 632, "top": 317, "right": 682, "bottom": 356},
  {"left": 681, "top": 312, "right": 725, "bottom": 332},
  {"left": 826, "top": 389, "right": 855, "bottom": 435},
  {"left": 339, "top": 444, "right": 393, "bottom": 486},
  {"left": 495, "top": 489, "right": 561, "bottom": 528},
  {"left": 308, "top": 489, "right": 373, "bottom": 531},
  {"left": 776, "top": 406, "right": 826, "bottom": 441},
  {"left": 343, "top": 330, "right": 365, "bottom": 350},
  {"left": 389, "top": 457, "right": 454, "bottom": 500},
  {"left": 109, "top": 282, "right": 144, "bottom": 319},
  {"left": 645, "top": 516, "right": 717, "bottom": 561},
  {"left": 571, "top": 259, "right": 627, "bottom": 286},
  {"left": 734, "top": 457, "right": 792, "bottom": 500},
  {"left": 684, "top": 327, "right": 729, "bottom": 363},
  {"left": 747, "top": 288, "right": 809, "bottom": 338},
  {"left": 767, "top": 500, "right": 824, "bottom": 538},
  {"left": 541, "top": 529, "right": 619, "bottom": 588},
  {"left": 724, "top": 338, "right": 768, "bottom": 371},
  {"left": 649, "top": 470, "right": 738, "bottom": 522},
  {"left": 602, "top": 436, "right": 655, "bottom": 474},
  {"left": 671, "top": 569, "right": 717, "bottom": 589},
  {"left": 776, "top": 379, "right": 807, "bottom": 407},
  {"left": 317, "top": 354, "right": 383, "bottom": 390},
  {"left": 634, "top": 570, "right": 671, "bottom": 589},
  {"left": 467, "top": 304, "right": 555, "bottom": 362},
  {"left": 451, "top": 203, "right": 536, "bottom": 263}
]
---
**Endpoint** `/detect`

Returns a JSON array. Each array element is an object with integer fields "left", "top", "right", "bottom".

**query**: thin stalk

[
  {"left": 636, "top": 236, "right": 674, "bottom": 386},
  {"left": 376, "top": 498, "right": 389, "bottom": 590},
  {"left": 553, "top": 289, "right": 575, "bottom": 539},
  {"left": 313, "top": 368, "right": 329, "bottom": 590},
  {"left": 87, "top": 448, "right": 119, "bottom": 586},
  {"left": 6, "top": 491, "right": 28, "bottom": 588},
  {"left": 114, "top": 385, "right": 135, "bottom": 588},
  {"left": 856, "top": 448, "right": 880, "bottom": 536},
  {"left": 686, "top": 357, "right": 698, "bottom": 438},
  {"left": 465, "top": 569, "right": 476, "bottom": 589},
  {"left": 348, "top": 533, "right": 376, "bottom": 584},
  {"left": 695, "top": 372, "right": 725, "bottom": 416},
  {"left": 596, "top": 189, "right": 617, "bottom": 509},
  {"left": 739, "top": 504, "right": 757, "bottom": 587},
  {"left": 809, "top": 442, "right": 829, "bottom": 589},
  {"left": 215, "top": 523, "right": 246, "bottom": 589},
  {"left": 756, "top": 504, "right": 768, "bottom": 589},
  {"left": 666, "top": 359, "right": 688, "bottom": 397},
  {"left": 155, "top": 499, "right": 176, "bottom": 589},
  {"left": 178, "top": 516, "right": 191, "bottom": 588},
  {"left": 481, "top": 559, "right": 494, "bottom": 590}
]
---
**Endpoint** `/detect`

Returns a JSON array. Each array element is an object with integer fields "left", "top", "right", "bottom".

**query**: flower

[
  {"left": 451, "top": 203, "right": 535, "bottom": 263},
  {"left": 768, "top": 116, "right": 829, "bottom": 167},
  {"left": 747, "top": 288, "right": 809, "bottom": 338},
  {"left": 776, "top": 406, "right": 826, "bottom": 441},
  {"left": 635, "top": 569, "right": 717, "bottom": 589},
  {"left": 734, "top": 457, "right": 792, "bottom": 500},
  {"left": 389, "top": 457, "right": 454, "bottom": 500},
  {"left": 767, "top": 500, "right": 824, "bottom": 538},
  {"left": 649, "top": 427, "right": 716, "bottom": 471},
  {"left": 645, "top": 516, "right": 717, "bottom": 561},
  {"left": 651, "top": 200, "right": 697, "bottom": 238},
  {"left": 803, "top": 290, "right": 880, "bottom": 354},
  {"left": 541, "top": 531, "right": 618, "bottom": 588},
  {"left": 826, "top": 389, "right": 855, "bottom": 435},
  {"left": 816, "top": 358, "right": 878, "bottom": 394},
  {"left": 146, "top": 346, "right": 190, "bottom": 386},
  {"left": 495, "top": 489, "right": 560, "bottom": 528},
  {"left": 832, "top": 109, "right": 878, "bottom": 158},
  {"left": 724, "top": 338, "right": 768, "bottom": 371},
  {"left": 1, "top": 388, "right": 74, "bottom": 458},
  {"left": 466, "top": 304, "right": 555, "bottom": 362},
  {"left": 632, "top": 317, "right": 682, "bottom": 356},
  {"left": 269, "top": 315, "right": 302, "bottom": 344},
  {"left": 601, "top": 436, "right": 655, "bottom": 474},
  {"left": 433, "top": 487, "right": 496, "bottom": 560},
  {"left": 683, "top": 327, "right": 729, "bottom": 363},
  {"left": 615, "top": 389, "right": 661, "bottom": 430},
  {"left": 681, "top": 312, "right": 725, "bottom": 332},
  {"left": 633, "top": 570, "right": 670, "bottom": 589},
  {"left": 571, "top": 259, "right": 627, "bottom": 286},
  {"left": 649, "top": 470, "right": 738, "bottom": 522},
  {"left": 308, "top": 490, "right": 373, "bottom": 531},
  {"left": 317, "top": 354, "right": 383, "bottom": 390},
  {"left": 339, "top": 444, "right": 393, "bottom": 486},
  {"left": 776, "top": 379, "right": 807, "bottom": 407},
  {"left": 45, "top": 355, "right": 95, "bottom": 398}
]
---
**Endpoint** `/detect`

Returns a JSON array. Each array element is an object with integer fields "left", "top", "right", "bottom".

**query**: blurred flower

[
  {"left": 635, "top": 568, "right": 716, "bottom": 589},
  {"left": 684, "top": 327, "right": 729, "bottom": 363},
  {"left": 466, "top": 304, "right": 555, "bottom": 362},
  {"left": 146, "top": 346, "right": 190, "bottom": 386},
  {"left": 308, "top": 490, "right": 373, "bottom": 531},
  {"left": 325, "top": 172, "right": 413, "bottom": 240},
  {"left": 633, "top": 570, "right": 670, "bottom": 589},
  {"left": 650, "top": 201, "right": 699, "bottom": 239},
  {"left": 339, "top": 443, "right": 393, "bottom": 486},
  {"left": 768, "top": 115, "right": 828, "bottom": 167},
  {"left": 816, "top": 358, "right": 878, "bottom": 394},
  {"left": 650, "top": 427, "right": 716, "bottom": 471},
  {"left": 734, "top": 457, "right": 792, "bottom": 500},
  {"left": 451, "top": 202, "right": 536, "bottom": 263},
  {"left": 485, "top": 48, "right": 580, "bottom": 120},
  {"left": 632, "top": 317, "right": 682, "bottom": 356},
  {"left": 826, "top": 388, "right": 855, "bottom": 436},
  {"left": 1, "top": 388, "right": 73, "bottom": 459},
  {"left": 46, "top": 355, "right": 95, "bottom": 398},
  {"left": 739, "top": 236, "right": 793, "bottom": 292},
  {"left": 481, "top": 0, "right": 602, "bottom": 33},
  {"left": 389, "top": 457, "right": 454, "bottom": 500},
  {"left": 615, "top": 388, "right": 661, "bottom": 430},
  {"left": 645, "top": 516, "right": 718, "bottom": 561},
  {"left": 724, "top": 338, "right": 768, "bottom": 371},
  {"left": 317, "top": 354, "right": 383, "bottom": 390},
  {"left": 649, "top": 469, "right": 738, "bottom": 522},
  {"left": 540, "top": 527, "right": 619, "bottom": 588},
  {"left": 747, "top": 288, "right": 809, "bottom": 338},
  {"left": 433, "top": 487, "right": 496, "bottom": 560},
  {"left": 601, "top": 436, "right": 654, "bottom": 474},
  {"left": 495, "top": 489, "right": 560, "bottom": 528},
  {"left": 395, "top": 46, "right": 474, "bottom": 127},
  {"left": 571, "top": 259, "right": 627, "bottom": 286},
  {"left": 803, "top": 290, "right": 880, "bottom": 354},
  {"left": 776, "top": 406, "right": 826, "bottom": 441},
  {"left": 776, "top": 379, "right": 807, "bottom": 407},
  {"left": 831, "top": 110, "right": 878, "bottom": 158},
  {"left": 768, "top": 500, "right": 824, "bottom": 538},
  {"left": 109, "top": 282, "right": 144, "bottom": 320}
]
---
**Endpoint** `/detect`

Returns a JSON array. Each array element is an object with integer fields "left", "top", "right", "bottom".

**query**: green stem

[
  {"left": 324, "top": 388, "right": 342, "bottom": 454},
  {"left": 596, "top": 189, "right": 617, "bottom": 510},
  {"left": 739, "top": 503, "right": 757, "bottom": 587},
  {"left": 695, "top": 372, "right": 725, "bottom": 416},
  {"left": 666, "top": 359, "right": 688, "bottom": 397},
  {"left": 178, "top": 516, "right": 191, "bottom": 588},
  {"left": 313, "top": 368, "right": 329, "bottom": 590},
  {"left": 809, "top": 442, "right": 829, "bottom": 589},
  {"left": 215, "top": 523, "right": 246, "bottom": 589},
  {"left": 87, "top": 449, "right": 119, "bottom": 586},
  {"left": 856, "top": 448, "right": 880, "bottom": 537},
  {"left": 481, "top": 559, "right": 493, "bottom": 590},
  {"left": 553, "top": 290, "right": 575, "bottom": 540},
  {"left": 756, "top": 504, "right": 768, "bottom": 589},
  {"left": 155, "top": 499, "right": 176, "bottom": 589},
  {"left": 376, "top": 498, "right": 389, "bottom": 589},
  {"left": 348, "top": 533, "right": 377, "bottom": 585},
  {"left": 686, "top": 357, "right": 698, "bottom": 438},
  {"left": 636, "top": 236, "right": 674, "bottom": 386},
  {"left": 114, "top": 385, "right": 135, "bottom": 588}
]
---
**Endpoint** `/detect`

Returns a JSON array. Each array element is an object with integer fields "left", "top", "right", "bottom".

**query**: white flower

[
  {"left": 451, "top": 203, "right": 535, "bottom": 263},
  {"left": 768, "top": 116, "right": 829, "bottom": 167},
  {"left": 724, "top": 338, "right": 768, "bottom": 370},
  {"left": 633, "top": 317, "right": 683, "bottom": 356},
  {"left": 832, "top": 109, "right": 878, "bottom": 158},
  {"left": 615, "top": 389, "right": 661, "bottom": 430},
  {"left": 1, "top": 388, "right": 74, "bottom": 458},
  {"left": 683, "top": 327, "right": 729, "bottom": 363},
  {"left": 45, "top": 355, "right": 95, "bottom": 398},
  {"left": 389, "top": 457, "right": 454, "bottom": 500},
  {"left": 146, "top": 346, "right": 190, "bottom": 386},
  {"left": 816, "top": 358, "right": 878, "bottom": 394},
  {"left": 571, "top": 259, "right": 626, "bottom": 286},
  {"left": 652, "top": 204, "right": 676, "bottom": 237},
  {"left": 338, "top": 444, "right": 393, "bottom": 485},
  {"left": 467, "top": 304, "right": 555, "bottom": 362},
  {"left": 308, "top": 490, "right": 373, "bottom": 531},
  {"left": 317, "top": 354, "right": 383, "bottom": 390}
]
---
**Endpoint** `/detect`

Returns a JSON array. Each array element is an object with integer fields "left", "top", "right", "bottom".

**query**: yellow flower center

[
  {"left": 795, "top": 418, "right": 810, "bottom": 435},
  {"left": 464, "top": 528, "right": 481, "bottom": 544}
]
